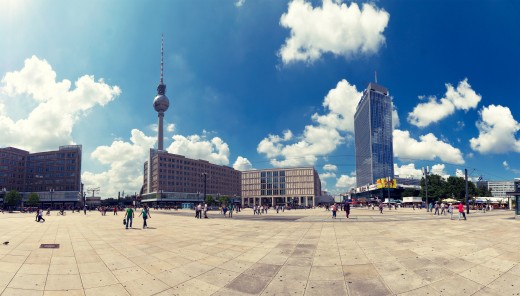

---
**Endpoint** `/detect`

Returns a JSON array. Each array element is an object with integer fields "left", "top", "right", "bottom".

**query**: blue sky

[{"left": 1, "top": 0, "right": 519, "bottom": 197}]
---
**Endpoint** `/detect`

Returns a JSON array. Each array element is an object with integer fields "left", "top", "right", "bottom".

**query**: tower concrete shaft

[{"left": 158, "top": 112, "right": 164, "bottom": 150}]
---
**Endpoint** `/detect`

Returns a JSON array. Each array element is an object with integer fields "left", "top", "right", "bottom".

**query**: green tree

[
  {"left": 205, "top": 195, "right": 215, "bottom": 205},
  {"left": 4, "top": 190, "right": 22, "bottom": 208},
  {"left": 27, "top": 193, "right": 40, "bottom": 206},
  {"left": 446, "top": 176, "right": 466, "bottom": 199},
  {"left": 421, "top": 174, "right": 447, "bottom": 202},
  {"left": 218, "top": 195, "right": 230, "bottom": 206},
  {"left": 477, "top": 185, "right": 492, "bottom": 197},
  {"left": 401, "top": 188, "right": 419, "bottom": 198}
]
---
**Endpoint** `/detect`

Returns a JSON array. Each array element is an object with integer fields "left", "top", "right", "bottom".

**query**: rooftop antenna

[
  {"left": 160, "top": 33, "right": 164, "bottom": 85},
  {"left": 374, "top": 70, "right": 378, "bottom": 84}
]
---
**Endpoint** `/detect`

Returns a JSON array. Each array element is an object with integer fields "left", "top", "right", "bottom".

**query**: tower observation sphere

[{"left": 153, "top": 94, "right": 169, "bottom": 113}]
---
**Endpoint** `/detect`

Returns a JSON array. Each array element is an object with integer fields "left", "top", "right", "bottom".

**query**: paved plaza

[{"left": 0, "top": 208, "right": 518, "bottom": 296}]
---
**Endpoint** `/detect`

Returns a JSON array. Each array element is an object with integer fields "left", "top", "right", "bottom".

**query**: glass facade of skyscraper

[{"left": 354, "top": 83, "right": 394, "bottom": 187}]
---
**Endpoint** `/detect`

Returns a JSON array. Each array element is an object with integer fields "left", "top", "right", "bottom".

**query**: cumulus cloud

[
  {"left": 455, "top": 169, "right": 465, "bottom": 178},
  {"left": 258, "top": 79, "right": 362, "bottom": 167},
  {"left": 323, "top": 164, "right": 337, "bottom": 171},
  {"left": 503, "top": 161, "right": 509, "bottom": 170},
  {"left": 167, "top": 131, "right": 230, "bottom": 165},
  {"left": 335, "top": 174, "right": 356, "bottom": 189},
  {"left": 469, "top": 105, "right": 520, "bottom": 154},
  {"left": 393, "top": 129, "right": 465, "bottom": 164},
  {"left": 320, "top": 172, "right": 337, "bottom": 179},
  {"left": 233, "top": 156, "right": 253, "bottom": 171},
  {"left": 312, "top": 79, "right": 363, "bottom": 132},
  {"left": 235, "top": 0, "right": 245, "bottom": 7},
  {"left": 279, "top": 0, "right": 389, "bottom": 64},
  {"left": 82, "top": 129, "right": 156, "bottom": 197},
  {"left": 394, "top": 163, "right": 422, "bottom": 179},
  {"left": 408, "top": 79, "right": 481, "bottom": 127},
  {"left": 430, "top": 164, "right": 449, "bottom": 179},
  {"left": 167, "top": 123, "right": 175, "bottom": 133},
  {"left": 0, "top": 55, "right": 121, "bottom": 151}
]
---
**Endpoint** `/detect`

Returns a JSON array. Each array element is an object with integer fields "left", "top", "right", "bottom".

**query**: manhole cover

[{"left": 40, "top": 244, "right": 60, "bottom": 249}]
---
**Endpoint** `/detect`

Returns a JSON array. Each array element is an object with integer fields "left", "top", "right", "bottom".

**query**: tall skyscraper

[
  {"left": 153, "top": 35, "right": 169, "bottom": 151},
  {"left": 354, "top": 82, "right": 394, "bottom": 187}
]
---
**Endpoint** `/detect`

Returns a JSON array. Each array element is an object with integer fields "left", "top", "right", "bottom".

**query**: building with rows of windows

[
  {"left": 141, "top": 149, "right": 241, "bottom": 206},
  {"left": 241, "top": 167, "right": 321, "bottom": 207},
  {"left": 0, "top": 145, "right": 82, "bottom": 208}
]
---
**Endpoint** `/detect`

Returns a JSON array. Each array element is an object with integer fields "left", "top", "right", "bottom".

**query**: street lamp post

[
  {"left": 49, "top": 189, "right": 54, "bottom": 210},
  {"left": 422, "top": 166, "right": 430, "bottom": 211},
  {"left": 202, "top": 173, "right": 207, "bottom": 205}
]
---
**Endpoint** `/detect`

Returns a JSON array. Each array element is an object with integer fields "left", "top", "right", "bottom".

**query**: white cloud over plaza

[
  {"left": 0, "top": 56, "right": 121, "bottom": 152},
  {"left": 279, "top": 0, "right": 389, "bottom": 64},
  {"left": 408, "top": 79, "right": 481, "bottom": 127},
  {"left": 470, "top": 104, "right": 520, "bottom": 154}
]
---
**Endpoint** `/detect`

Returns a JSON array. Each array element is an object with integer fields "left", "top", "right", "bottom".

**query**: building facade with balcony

[{"left": 241, "top": 167, "right": 322, "bottom": 207}]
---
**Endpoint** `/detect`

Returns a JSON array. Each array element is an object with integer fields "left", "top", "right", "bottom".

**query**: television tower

[{"left": 153, "top": 34, "right": 169, "bottom": 150}]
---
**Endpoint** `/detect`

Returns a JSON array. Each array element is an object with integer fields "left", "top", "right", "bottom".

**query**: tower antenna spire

[
  {"left": 375, "top": 70, "right": 378, "bottom": 84},
  {"left": 160, "top": 33, "right": 164, "bottom": 85}
]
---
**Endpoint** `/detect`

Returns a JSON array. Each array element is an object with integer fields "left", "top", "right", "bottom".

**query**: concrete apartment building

[
  {"left": 142, "top": 149, "right": 241, "bottom": 204},
  {"left": 0, "top": 145, "right": 82, "bottom": 207},
  {"left": 241, "top": 167, "right": 322, "bottom": 207}
]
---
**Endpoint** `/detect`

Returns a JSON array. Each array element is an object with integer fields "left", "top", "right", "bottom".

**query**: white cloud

[
  {"left": 503, "top": 161, "right": 509, "bottom": 170},
  {"left": 258, "top": 79, "right": 362, "bottom": 167},
  {"left": 235, "top": 0, "right": 245, "bottom": 7},
  {"left": 408, "top": 79, "right": 481, "bottom": 127},
  {"left": 394, "top": 163, "right": 422, "bottom": 179},
  {"left": 392, "top": 108, "right": 400, "bottom": 129},
  {"left": 335, "top": 174, "right": 356, "bottom": 189},
  {"left": 430, "top": 164, "right": 449, "bottom": 179},
  {"left": 0, "top": 56, "right": 121, "bottom": 151},
  {"left": 167, "top": 131, "right": 230, "bottom": 165},
  {"left": 393, "top": 129, "right": 465, "bottom": 164},
  {"left": 455, "top": 169, "right": 465, "bottom": 178},
  {"left": 279, "top": 0, "right": 389, "bottom": 64},
  {"left": 167, "top": 123, "right": 175, "bottom": 133},
  {"left": 323, "top": 164, "right": 337, "bottom": 171},
  {"left": 469, "top": 105, "right": 520, "bottom": 154},
  {"left": 233, "top": 156, "right": 253, "bottom": 171},
  {"left": 312, "top": 79, "right": 363, "bottom": 132},
  {"left": 320, "top": 172, "right": 337, "bottom": 179},
  {"left": 82, "top": 129, "right": 156, "bottom": 197}
]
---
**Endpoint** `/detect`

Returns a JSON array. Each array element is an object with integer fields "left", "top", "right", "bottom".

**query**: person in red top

[{"left": 458, "top": 202, "right": 466, "bottom": 221}]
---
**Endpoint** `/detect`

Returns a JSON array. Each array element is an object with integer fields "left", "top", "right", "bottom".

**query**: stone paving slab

[{"left": 0, "top": 208, "right": 518, "bottom": 295}]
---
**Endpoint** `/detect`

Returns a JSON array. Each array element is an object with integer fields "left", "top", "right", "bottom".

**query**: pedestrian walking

[
  {"left": 434, "top": 203, "right": 440, "bottom": 215},
  {"left": 458, "top": 202, "right": 466, "bottom": 221},
  {"left": 228, "top": 203, "right": 234, "bottom": 218},
  {"left": 441, "top": 203, "right": 446, "bottom": 215},
  {"left": 344, "top": 201, "right": 350, "bottom": 219},
  {"left": 138, "top": 206, "right": 151, "bottom": 229},
  {"left": 331, "top": 203, "right": 337, "bottom": 218},
  {"left": 448, "top": 203, "right": 453, "bottom": 220},
  {"left": 204, "top": 203, "right": 208, "bottom": 219},
  {"left": 37, "top": 208, "right": 45, "bottom": 222},
  {"left": 113, "top": 207, "right": 117, "bottom": 215},
  {"left": 83, "top": 205, "right": 87, "bottom": 215},
  {"left": 124, "top": 205, "right": 134, "bottom": 229},
  {"left": 379, "top": 202, "right": 383, "bottom": 214}
]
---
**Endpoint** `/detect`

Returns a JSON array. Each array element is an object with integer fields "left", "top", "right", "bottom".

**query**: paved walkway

[{"left": 0, "top": 208, "right": 518, "bottom": 295}]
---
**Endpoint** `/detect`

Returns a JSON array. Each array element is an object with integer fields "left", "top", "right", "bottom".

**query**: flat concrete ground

[{"left": 0, "top": 208, "right": 518, "bottom": 296}]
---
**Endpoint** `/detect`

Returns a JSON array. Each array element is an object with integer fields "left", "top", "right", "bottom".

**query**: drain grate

[{"left": 40, "top": 244, "right": 60, "bottom": 249}]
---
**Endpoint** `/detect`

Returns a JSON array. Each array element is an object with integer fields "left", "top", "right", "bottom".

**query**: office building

[
  {"left": 354, "top": 82, "right": 394, "bottom": 187},
  {"left": 0, "top": 145, "right": 82, "bottom": 207},
  {"left": 241, "top": 167, "right": 322, "bottom": 207}
]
